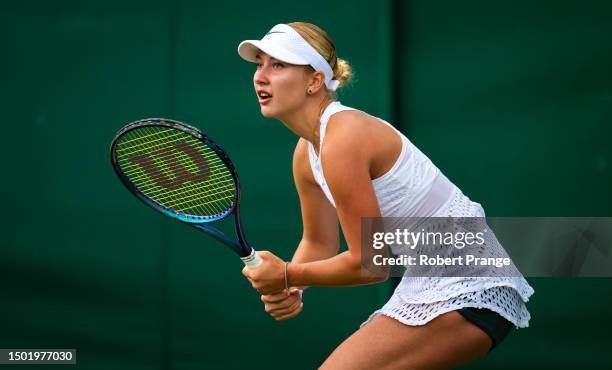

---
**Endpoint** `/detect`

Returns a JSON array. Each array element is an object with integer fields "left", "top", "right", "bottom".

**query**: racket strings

[
  {"left": 122, "top": 126, "right": 234, "bottom": 216},
  {"left": 114, "top": 131, "right": 204, "bottom": 163},
  {"left": 119, "top": 134, "right": 233, "bottom": 215},
  {"left": 115, "top": 125, "right": 236, "bottom": 217},
  {"left": 145, "top": 180, "right": 235, "bottom": 205},
  {"left": 116, "top": 129, "right": 186, "bottom": 148},
  {"left": 121, "top": 157, "right": 226, "bottom": 185}
]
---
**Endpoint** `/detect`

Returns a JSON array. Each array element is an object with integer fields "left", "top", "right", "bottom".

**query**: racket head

[{"left": 110, "top": 118, "right": 241, "bottom": 223}]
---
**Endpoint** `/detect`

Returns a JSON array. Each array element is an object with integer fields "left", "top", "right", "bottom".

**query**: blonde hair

[{"left": 287, "top": 22, "right": 353, "bottom": 90}]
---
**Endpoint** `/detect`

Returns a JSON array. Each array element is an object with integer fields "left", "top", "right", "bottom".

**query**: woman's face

[{"left": 253, "top": 52, "right": 310, "bottom": 119}]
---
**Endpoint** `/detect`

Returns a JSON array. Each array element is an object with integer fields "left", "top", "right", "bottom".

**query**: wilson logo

[{"left": 129, "top": 141, "right": 210, "bottom": 189}]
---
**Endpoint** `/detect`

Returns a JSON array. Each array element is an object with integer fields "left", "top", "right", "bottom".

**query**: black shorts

[{"left": 457, "top": 307, "right": 514, "bottom": 351}]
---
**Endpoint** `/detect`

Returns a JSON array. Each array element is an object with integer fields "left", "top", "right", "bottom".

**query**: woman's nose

[{"left": 254, "top": 67, "right": 268, "bottom": 85}]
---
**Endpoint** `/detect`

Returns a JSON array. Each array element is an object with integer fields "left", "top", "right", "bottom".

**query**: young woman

[{"left": 238, "top": 22, "right": 533, "bottom": 369}]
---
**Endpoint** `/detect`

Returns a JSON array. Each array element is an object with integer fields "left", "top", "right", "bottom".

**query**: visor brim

[{"left": 238, "top": 40, "right": 309, "bottom": 65}]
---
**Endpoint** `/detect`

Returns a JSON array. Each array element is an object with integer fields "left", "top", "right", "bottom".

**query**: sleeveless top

[
  {"left": 307, "top": 101, "right": 534, "bottom": 328},
  {"left": 308, "top": 101, "right": 453, "bottom": 216}
]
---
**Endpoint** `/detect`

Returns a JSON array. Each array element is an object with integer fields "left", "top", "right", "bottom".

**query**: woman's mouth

[{"left": 257, "top": 90, "right": 272, "bottom": 105}]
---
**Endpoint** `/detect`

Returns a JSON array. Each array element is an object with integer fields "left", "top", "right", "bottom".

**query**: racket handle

[{"left": 241, "top": 249, "right": 262, "bottom": 269}]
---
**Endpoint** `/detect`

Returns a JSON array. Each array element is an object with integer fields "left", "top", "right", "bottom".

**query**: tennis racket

[{"left": 110, "top": 118, "right": 262, "bottom": 268}]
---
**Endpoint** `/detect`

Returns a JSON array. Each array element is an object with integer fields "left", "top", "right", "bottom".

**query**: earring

[{"left": 307, "top": 88, "right": 313, "bottom": 95}]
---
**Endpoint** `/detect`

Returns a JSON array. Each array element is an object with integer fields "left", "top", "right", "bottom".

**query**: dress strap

[{"left": 317, "top": 101, "right": 356, "bottom": 156}]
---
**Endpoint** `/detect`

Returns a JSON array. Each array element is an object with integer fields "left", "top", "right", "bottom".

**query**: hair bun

[{"left": 334, "top": 58, "right": 353, "bottom": 88}]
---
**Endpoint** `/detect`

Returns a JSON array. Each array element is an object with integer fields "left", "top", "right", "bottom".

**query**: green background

[{"left": 1, "top": 0, "right": 611, "bottom": 369}]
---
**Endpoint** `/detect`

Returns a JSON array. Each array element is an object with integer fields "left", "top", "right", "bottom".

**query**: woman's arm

[
  {"left": 243, "top": 112, "right": 394, "bottom": 294},
  {"left": 288, "top": 114, "right": 388, "bottom": 287},
  {"left": 257, "top": 138, "right": 341, "bottom": 320},
  {"left": 290, "top": 138, "right": 341, "bottom": 266}
]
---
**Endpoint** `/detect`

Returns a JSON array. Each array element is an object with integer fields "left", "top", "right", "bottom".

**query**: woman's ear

[{"left": 307, "top": 70, "right": 326, "bottom": 95}]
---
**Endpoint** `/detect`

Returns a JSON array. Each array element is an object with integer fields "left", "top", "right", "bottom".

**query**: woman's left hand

[{"left": 242, "top": 251, "right": 286, "bottom": 295}]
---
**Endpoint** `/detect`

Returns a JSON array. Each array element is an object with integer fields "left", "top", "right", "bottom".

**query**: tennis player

[{"left": 238, "top": 22, "right": 534, "bottom": 369}]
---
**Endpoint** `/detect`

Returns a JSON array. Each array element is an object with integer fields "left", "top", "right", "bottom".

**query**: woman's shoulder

[
  {"left": 318, "top": 111, "right": 374, "bottom": 165},
  {"left": 323, "top": 108, "right": 403, "bottom": 177},
  {"left": 326, "top": 109, "right": 371, "bottom": 135},
  {"left": 294, "top": 137, "right": 309, "bottom": 158},
  {"left": 293, "top": 138, "right": 318, "bottom": 185},
  {"left": 293, "top": 137, "right": 315, "bottom": 170},
  {"left": 325, "top": 108, "right": 397, "bottom": 147},
  {"left": 328, "top": 107, "right": 368, "bottom": 124}
]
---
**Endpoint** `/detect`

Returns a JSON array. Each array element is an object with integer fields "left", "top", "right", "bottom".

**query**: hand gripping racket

[{"left": 110, "top": 118, "right": 262, "bottom": 268}]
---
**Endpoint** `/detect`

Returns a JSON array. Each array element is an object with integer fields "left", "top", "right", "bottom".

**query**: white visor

[{"left": 237, "top": 24, "right": 340, "bottom": 91}]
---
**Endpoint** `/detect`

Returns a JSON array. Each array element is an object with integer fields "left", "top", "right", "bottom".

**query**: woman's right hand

[{"left": 261, "top": 287, "right": 304, "bottom": 321}]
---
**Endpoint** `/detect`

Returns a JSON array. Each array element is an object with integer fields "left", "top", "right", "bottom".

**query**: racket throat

[
  {"left": 233, "top": 206, "right": 253, "bottom": 256},
  {"left": 196, "top": 223, "right": 243, "bottom": 254}
]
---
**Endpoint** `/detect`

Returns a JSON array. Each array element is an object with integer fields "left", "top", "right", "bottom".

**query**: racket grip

[{"left": 241, "top": 249, "right": 262, "bottom": 269}]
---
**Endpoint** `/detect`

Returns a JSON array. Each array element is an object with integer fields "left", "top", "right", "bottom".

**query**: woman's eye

[{"left": 255, "top": 62, "right": 283, "bottom": 70}]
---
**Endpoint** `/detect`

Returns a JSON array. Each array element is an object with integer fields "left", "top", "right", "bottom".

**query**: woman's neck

[{"left": 278, "top": 97, "right": 334, "bottom": 150}]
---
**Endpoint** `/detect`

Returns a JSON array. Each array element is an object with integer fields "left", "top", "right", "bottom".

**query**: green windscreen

[{"left": 113, "top": 125, "right": 236, "bottom": 218}]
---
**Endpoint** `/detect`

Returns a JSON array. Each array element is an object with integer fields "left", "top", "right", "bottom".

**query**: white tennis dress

[{"left": 307, "top": 101, "right": 534, "bottom": 328}]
